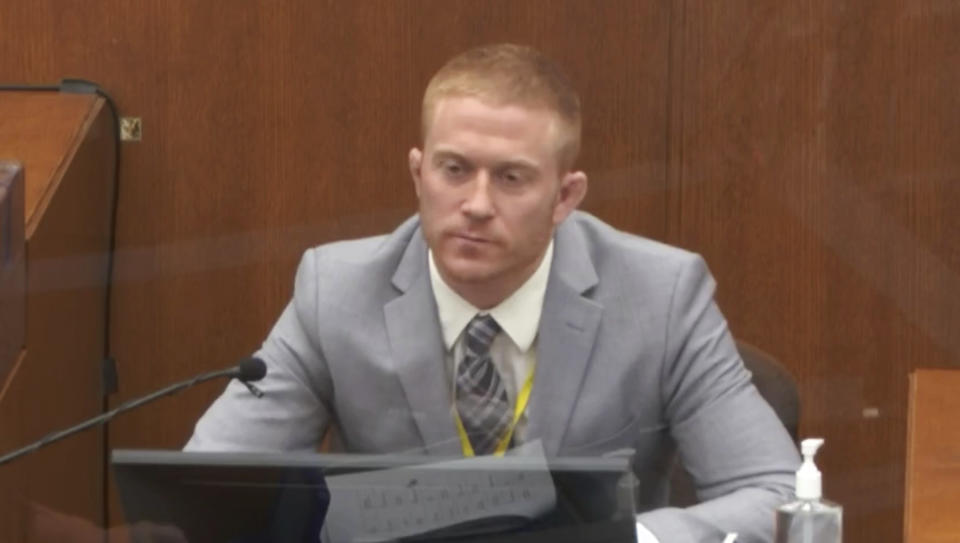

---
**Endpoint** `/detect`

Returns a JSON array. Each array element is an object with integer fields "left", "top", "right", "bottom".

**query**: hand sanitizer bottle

[{"left": 775, "top": 438, "right": 842, "bottom": 543}]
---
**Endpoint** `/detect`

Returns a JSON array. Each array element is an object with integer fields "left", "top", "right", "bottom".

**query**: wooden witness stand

[
  {"left": 0, "top": 92, "right": 115, "bottom": 541},
  {"left": 904, "top": 369, "right": 960, "bottom": 543}
]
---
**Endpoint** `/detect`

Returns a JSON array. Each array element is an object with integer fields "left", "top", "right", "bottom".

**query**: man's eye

[
  {"left": 443, "top": 162, "right": 464, "bottom": 176},
  {"left": 500, "top": 170, "right": 525, "bottom": 184}
]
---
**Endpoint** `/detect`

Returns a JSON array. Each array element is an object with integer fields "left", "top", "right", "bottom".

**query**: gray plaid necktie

[{"left": 455, "top": 314, "right": 511, "bottom": 455}]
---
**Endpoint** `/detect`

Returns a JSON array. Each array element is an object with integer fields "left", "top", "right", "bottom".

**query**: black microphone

[
  {"left": 237, "top": 356, "right": 267, "bottom": 382},
  {"left": 0, "top": 357, "right": 267, "bottom": 467}
]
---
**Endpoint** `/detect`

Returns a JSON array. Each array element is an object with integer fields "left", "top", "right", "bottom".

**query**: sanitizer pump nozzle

[
  {"left": 796, "top": 438, "right": 824, "bottom": 500},
  {"left": 775, "top": 437, "right": 842, "bottom": 543}
]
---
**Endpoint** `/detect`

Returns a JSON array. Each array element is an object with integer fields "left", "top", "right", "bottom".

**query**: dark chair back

[{"left": 736, "top": 340, "right": 800, "bottom": 441}]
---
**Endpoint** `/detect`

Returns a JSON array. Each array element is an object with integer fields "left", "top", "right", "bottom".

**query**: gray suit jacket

[{"left": 187, "top": 211, "right": 799, "bottom": 542}]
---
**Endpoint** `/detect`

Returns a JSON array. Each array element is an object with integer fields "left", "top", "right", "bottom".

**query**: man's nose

[{"left": 461, "top": 172, "right": 495, "bottom": 219}]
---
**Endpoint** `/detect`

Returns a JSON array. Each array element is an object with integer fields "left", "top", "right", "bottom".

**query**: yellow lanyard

[{"left": 454, "top": 365, "right": 535, "bottom": 457}]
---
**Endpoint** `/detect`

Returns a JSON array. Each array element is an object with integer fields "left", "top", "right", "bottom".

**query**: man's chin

[
  {"left": 443, "top": 266, "right": 497, "bottom": 285},
  {"left": 436, "top": 258, "right": 500, "bottom": 286}
]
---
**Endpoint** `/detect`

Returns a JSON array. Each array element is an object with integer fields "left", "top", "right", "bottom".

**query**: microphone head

[{"left": 237, "top": 357, "right": 267, "bottom": 382}]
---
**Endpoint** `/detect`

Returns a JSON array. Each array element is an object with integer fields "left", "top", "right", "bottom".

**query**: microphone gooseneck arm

[{"left": 0, "top": 360, "right": 265, "bottom": 467}]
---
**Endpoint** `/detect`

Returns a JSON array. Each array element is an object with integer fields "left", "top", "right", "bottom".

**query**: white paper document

[{"left": 321, "top": 443, "right": 556, "bottom": 542}]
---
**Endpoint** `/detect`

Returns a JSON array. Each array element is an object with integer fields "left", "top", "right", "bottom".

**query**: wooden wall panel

[
  {"left": 0, "top": 95, "right": 114, "bottom": 539},
  {"left": 4, "top": 1, "right": 958, "bottom": 541},
  {"left": 669, "top": 2, "right": 960, "bottom": 542},
  {"left": 1, "top": 0, "right": 671, "bottom": 529},
  {"left": 905, "top": 370, "right": 960, "bottom": 542}
]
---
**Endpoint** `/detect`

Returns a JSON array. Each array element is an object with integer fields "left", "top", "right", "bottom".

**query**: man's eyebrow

[
  {"left": 495, "top": 159, "right": 539, "bottom": 171},
  {"left": 431, "top": 150, "right": 466, "bottom": 162},
  {"left": 430, "top": 149, "right": 539, "bottom": 171}
]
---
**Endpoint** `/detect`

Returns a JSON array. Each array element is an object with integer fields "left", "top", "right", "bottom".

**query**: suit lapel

[
  {"left": 384, "top": 230, "right": 462, "bottom": 455},
  {"left": 526, "top": 219, "right": 603, "bottom": 456}
]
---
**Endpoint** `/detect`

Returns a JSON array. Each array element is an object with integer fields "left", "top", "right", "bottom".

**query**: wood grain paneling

[
  {"left": 0, "top": 94, "right": 114, "bottom": 539},
  {"left": 668, "top": 2, "right": 960, "bottom": 541},
  {"left": 905, "top": 369, "right": 960, "bottom": 543},
  {"left": 3, "top": 2, "right": 959, "bottom": 541},
  {"left": 1, "top": 0, "right": 671, "bottom": 530},
  {"left": 0, "top": 94, "right": 99, "bottom": 234},
  {"left": 90, "top": 0, "right": 668, "bottom": 451}
]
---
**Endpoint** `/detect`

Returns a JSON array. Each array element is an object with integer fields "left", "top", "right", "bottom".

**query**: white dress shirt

[
  {"left": 428, "top": 242, "right": 552, "bottom": 443},
  {"left": 427, "top": 243, "right": 659, "bottom": 543}
]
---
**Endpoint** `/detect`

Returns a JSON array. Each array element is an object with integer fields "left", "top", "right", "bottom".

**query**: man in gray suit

[{"left": 187, "top": 44, "right": 799, "bottom": 542}]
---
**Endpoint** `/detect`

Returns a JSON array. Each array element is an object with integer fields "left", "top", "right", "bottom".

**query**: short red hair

[{"left": 422, "top": 43, "right": 582, "bottom": 171}]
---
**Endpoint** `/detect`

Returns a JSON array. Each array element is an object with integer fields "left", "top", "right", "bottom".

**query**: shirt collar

[{"left": 428, "top": 241, "right": 553, "bottom": 353}]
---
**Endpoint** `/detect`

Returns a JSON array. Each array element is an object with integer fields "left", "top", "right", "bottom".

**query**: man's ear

[
  {"left": 409, "top": 148, "right": 423, "bottom": 198},
  {"left": 552, "top": 170, "right": 588, "bottom": 225}
]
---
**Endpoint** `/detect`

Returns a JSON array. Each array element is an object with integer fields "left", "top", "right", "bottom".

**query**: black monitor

[{"left": 112, "top": 449, "right": 637, "bottom": 543}]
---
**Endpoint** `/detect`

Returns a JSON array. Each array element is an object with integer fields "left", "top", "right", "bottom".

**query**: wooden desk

[
  {"left": 904, "top": 369, "right": 960, "bottom": 543},
  {"left": 0, "top": 91, "right": 115, "bottom": 541}
]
